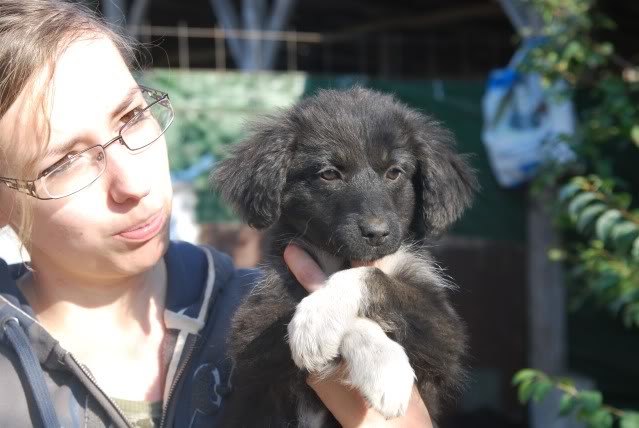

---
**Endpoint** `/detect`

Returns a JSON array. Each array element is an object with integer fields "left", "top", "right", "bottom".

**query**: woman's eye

[
  {"left": 42, "top": 152, "right": 79, "bottom": 177},
  {"left": 319, "top": 169, "right": 341, "bottom": 181},
  {"left": 120, "top": 106, "right": 144, "bottom": 125},
  {"left": 385, "top": 168, "right": 403, "bottom": 180}
]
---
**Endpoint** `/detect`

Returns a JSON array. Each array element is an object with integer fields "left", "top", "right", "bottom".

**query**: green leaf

[
  {"left": 632, "top": 236, "right": 639, "bottom": 260},
  {"left": 564, "top": 40, "right": 583, "bottom": 59},
  {"left": 620, "top": 411, "right": 639, "bottom": 428},
  {"left": 558, "top": 394, "right": 577, "bottom": 416},
  {"left": 577, "top": 390, "right": 603, "bottom": 412},
  {"left": 512, "top": 369, "right": 539, "bottom": 386},
  {"left": 631, "top": 125, "right": 639, "bottom": 147},
  {"left": 532, "top": 381, "right": 553, "bottom": 402},
  {"left": 616, "top": 193, "right": 632, "bottom": 210},
  {"left": 592, "top": 271, "right": 619, "bottom": 292},
  {"left": 595, "top": 209, "right": 622, "bottom": 242},
  {"left": 611, "top": 221, "right": 639, "bottom": 253},
  {"left": 576, "top": 203, "right": 607, "bottom": 233},
  {"left": 559, "top": 181, "right": 584, "bottom": 203},
  {"left": 610, "top": 289, "right": 639, "bottom": 314},
  {"left": 518, "top": 380, "right": 535, "bottom": 404},
  {"left": 568, "top": 192, "right": 599, "bottom": 219},
  {"left": 598, "top": 42, "right": 614, "bottom": 56},
  {"left": 556, "top": 378, "right": 575, "bottom": 389},
  {"left": 586, "top": 409, "right": 613, "bottom": 428},
  {"left": 548, "top": 248, "right": 567, "bottom": 261}
]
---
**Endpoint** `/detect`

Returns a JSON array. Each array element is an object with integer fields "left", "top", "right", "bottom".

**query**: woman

[{"left": 0, "top": 1, "right": 431, "bottom": 427}]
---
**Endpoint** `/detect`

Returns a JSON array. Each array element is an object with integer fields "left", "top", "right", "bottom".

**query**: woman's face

[{"left": 0, "top": 36, "right": 173, "bottom": 280}]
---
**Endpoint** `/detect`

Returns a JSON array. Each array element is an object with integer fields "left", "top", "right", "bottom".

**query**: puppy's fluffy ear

[
  {"left": 413, "top": 116, "right": 478, "bottom": 237},
  {"left": 212, "top": 116, "right": 294, "bottom": 229}
]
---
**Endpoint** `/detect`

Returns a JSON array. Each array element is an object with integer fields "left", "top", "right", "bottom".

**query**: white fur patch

[
  {"left": 376, "top": 245, "right": 455, "bottom": 289},
  {"left": 340, "top": 317, "right": 415, "bottom": 419},
  {"left": 287, "top": 267, "right": 372, "bottom": 373}
]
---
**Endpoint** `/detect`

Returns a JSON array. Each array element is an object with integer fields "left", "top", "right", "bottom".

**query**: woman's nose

[{"left": 104, "top": 142, "right": 152, "bottom": 203}]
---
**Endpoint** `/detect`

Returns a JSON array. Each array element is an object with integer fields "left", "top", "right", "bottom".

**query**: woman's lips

[{"left": 117, "top": 210, "right": 165, "bottom": 241}]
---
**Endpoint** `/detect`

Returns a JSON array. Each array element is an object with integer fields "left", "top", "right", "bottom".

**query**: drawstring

[{"left": 2, "top": 317, "right": 61, "bottom": 428}]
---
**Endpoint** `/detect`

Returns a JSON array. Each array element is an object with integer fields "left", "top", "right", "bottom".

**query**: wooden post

[
  {"left": 528, "top": 192, "right": 567, "bottom": 373},
  {"left": 178, "top": 21, "right": 190, "bottom": 69},
  {"left": 528, "top": 192, "right": 571, "bottom": 428},
  {"left": 215, "top": 27, "right": 227, "bottom": 70},
  {"left": 286, "top": 29, "right": 297, "bottom": 71}
]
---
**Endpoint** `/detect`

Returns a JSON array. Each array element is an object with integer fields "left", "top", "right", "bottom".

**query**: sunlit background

[{"left": 2, "top": 1, "right": 638, "bottom": 427}]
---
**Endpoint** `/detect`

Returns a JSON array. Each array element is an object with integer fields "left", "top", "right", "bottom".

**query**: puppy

[{"left": 212, "top": 87, "right": 478, "bottom": 428}]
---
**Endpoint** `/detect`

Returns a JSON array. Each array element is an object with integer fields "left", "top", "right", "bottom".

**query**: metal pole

[
  {"left": 102, "top": 0, "right": 127, "bottom": 27},
  {"left": 210, "top": 0, "right": 247, "bottom": 69},
  {"left": 262, "top": 0, "right": 296, "bottom": 70}
]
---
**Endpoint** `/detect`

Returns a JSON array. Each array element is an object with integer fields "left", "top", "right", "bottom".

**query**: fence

[{"left": 128, "top": 24, "right": 514, "bottom": 78}]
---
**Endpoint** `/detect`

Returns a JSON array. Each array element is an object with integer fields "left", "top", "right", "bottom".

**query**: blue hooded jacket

[{"left": 0, "top": 240, "right": 259, "bottom": 427}]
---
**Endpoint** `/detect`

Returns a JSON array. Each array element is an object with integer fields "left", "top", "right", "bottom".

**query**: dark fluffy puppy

[{"left": 212, "top": 87, "right": 478, "bottom": 428}]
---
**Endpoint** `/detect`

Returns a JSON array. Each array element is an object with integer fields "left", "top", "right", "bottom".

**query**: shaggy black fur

[{"left": 212, "top": 87, "right": 478, "bottom": 428}]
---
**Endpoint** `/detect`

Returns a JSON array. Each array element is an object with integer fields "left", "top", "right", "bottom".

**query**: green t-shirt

[{"left": 111, "top": 397, "right": 162, "bottom": 428}]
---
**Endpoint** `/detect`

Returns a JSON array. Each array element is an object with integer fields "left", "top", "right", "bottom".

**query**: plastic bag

[{"left": 481, "top": 65, "right": 576, "bottom": 188}]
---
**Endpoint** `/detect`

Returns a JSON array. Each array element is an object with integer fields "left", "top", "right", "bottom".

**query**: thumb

[{"left": 283, "top": 244, "right": 327, "bottom": 293}]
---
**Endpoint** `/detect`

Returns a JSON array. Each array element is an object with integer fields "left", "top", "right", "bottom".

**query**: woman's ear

[
  {"left": 211, "top": 116, "right": 294, "bottom": 229},
  {"left": 413, "top": 117, "right": 478, "bottom": 237}
]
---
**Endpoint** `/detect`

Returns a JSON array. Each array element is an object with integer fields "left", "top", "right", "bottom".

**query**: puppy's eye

[
  {"left": 319, "top": 169, "right": 341, "bottom": 181},
  {"left": 385, "top": 168, "right": 403, "bottom": 180}
]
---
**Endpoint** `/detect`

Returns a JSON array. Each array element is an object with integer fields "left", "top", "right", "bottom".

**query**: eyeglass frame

[{"left": 0, "top": 85, "right": 174, "bottom": 200}]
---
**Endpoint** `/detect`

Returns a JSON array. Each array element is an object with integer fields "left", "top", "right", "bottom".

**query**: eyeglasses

[{"left": 0, "top": 86, "right": 174, "bottom": 200}]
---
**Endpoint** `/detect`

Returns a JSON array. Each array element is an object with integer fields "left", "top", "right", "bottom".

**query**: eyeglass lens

[{"left": 40, "top": 95, "right": 172, "bottom": 199}]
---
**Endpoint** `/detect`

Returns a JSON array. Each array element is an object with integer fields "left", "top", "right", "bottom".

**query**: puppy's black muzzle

[{"left": 359, "top": 217, "right": 390, "bottom": 247}]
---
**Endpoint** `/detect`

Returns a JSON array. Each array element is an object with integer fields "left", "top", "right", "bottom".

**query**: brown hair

[{"left": 0, "top": 0, "right": 138, "bottom": 247}]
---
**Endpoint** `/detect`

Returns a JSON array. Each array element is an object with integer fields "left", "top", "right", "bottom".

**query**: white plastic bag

[{"left": 481, "top": 65, "right": 576, "bottom": 188}]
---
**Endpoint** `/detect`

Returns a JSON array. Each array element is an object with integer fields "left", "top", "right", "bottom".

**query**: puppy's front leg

[
  {"left": 287, "top": 267, "right": 373, "bottom": 373},
  {"left": 340, "top": 317, "right": 415, "bottom": 419}
]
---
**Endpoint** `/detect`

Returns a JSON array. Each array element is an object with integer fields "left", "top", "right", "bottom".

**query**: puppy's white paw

[
  {"left": 287, "top": 292, "right": 344, "bottom": 372},
  {"left": 341, "top": 318, "right": 415, "bottom": 419},
  {"left": 287, "top": 267, "right": 371, "bottom": 372},
  {"left": 359, "top": 342, "right": 415, "bottom": 419}
]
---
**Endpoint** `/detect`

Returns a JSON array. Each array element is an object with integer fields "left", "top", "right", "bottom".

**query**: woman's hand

[{"left": 283, "top": 244, "right": 433, "bottom": 428}]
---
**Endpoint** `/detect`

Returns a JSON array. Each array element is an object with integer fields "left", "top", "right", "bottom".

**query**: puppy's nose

[{"left": 359, "top": 218, "right": 390, "bottom": 246}]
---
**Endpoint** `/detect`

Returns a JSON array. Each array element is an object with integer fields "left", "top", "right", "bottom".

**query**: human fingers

[
  {"left": 351, "top": 258, "right": 383, "bottom": 269},
  {"left": 283, "top": 243, "right": 328, "bottom": 293},
  {"left": 393, "top": 385, "right": 432, "bottom": 428},
  {"left": 350, "top": 259, "right": 373, "bottom": 268},
  {"left": 308, "top": 372, "right": 433, "bottom": 428},
  {"left": 307, "top": 371, "right": 383, "bottom": 428}
]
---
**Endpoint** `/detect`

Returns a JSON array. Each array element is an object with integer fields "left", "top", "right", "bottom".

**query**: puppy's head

[{"left": 212, "top": 88, "right": 477, "bottom": 260}]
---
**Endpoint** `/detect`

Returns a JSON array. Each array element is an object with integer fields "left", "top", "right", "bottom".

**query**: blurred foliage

[
  {"left": 555, "top": 175, "right": 639, "bottom": 328},
  {"left": 513, "top": 369, "right": 639, "bottom": 428},
  {"left": 141, "top": 70, "right": 306, "bottom": 221},
  {"left": 514, "top": 0, "right": 639, "bottom": 424},
  {"left": 521, "top": 0, "right": 639, "bottom": 326}
]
